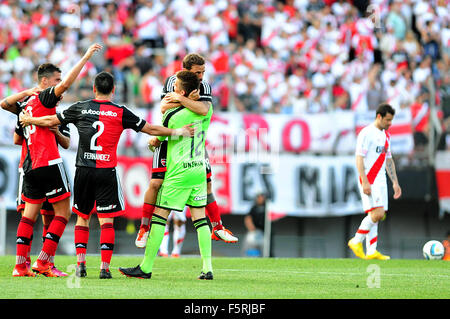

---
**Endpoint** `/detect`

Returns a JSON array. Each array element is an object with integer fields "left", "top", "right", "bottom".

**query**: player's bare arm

[
  {"left": 163, "top": 91, "right": 210, "bottom": 116},
  {"left": 49, "top": 126, "right": 70, "bottom": 149},
  {"left": 140, "top": 122, "right": 194, "bottom": 137},
  {"left": 20, "top": 111, "right": 60, "bottom": 127},
  {"left": 386, "top": 157, "right": 402, "bottom": 199},
  {"left": 13, "top": 132, "right": 23, "bottom": 145},
  {"left": 356, "top": 155, "right": 371, "bottom": 195},
  {"left": 54, "top": 43, "right": 103, "bottom": 97},
  {"left": 1, "top": 87, "right": 39, "bottom": 114}
]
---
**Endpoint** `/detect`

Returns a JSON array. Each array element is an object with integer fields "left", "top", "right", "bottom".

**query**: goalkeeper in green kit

[{"left": 119, "top": 70, "right": 214, "bottom": 280}]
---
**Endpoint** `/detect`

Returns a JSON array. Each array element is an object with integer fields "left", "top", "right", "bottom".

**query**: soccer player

[
  {"left": 135, "top": 53, "right": 237, "bottom": 248},
  {"left": 14, "top": 121, "right": 71, "bottom": 276},
  {"left": 20, "top": 71, "right": 194, "bottom": 279},
  {"left": 158, "top": 207, "right": 188, "bottom": 258},
  {"left": 348, "top": 103, "right": 402, "bottom": 260},
  {"left": 6, "top": 43, "right": 102, "bottom": 277},
  {"left": 119, "top": 70, "right": 214, "bottom": 280}
]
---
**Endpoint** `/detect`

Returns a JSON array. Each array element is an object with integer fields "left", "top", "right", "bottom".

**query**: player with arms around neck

[
  {"left": 135, "top": 53, "right": 237, "bottom": 249},
  {"left": 120, "top": 70, "right": 214, "bottom": 280},
  {"left": 348, "top": 103, "right": 402, "bottom": 260},
  {"left": 4, "top": 44, "right": 102, "bottom": 277},
  {"left": 21, "top": 71, "right": 194, "bottom": 278}
]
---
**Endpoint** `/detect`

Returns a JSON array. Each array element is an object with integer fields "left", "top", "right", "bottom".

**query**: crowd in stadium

[{"left": 0, "top": 0, "right": 449, "bottom": 148}]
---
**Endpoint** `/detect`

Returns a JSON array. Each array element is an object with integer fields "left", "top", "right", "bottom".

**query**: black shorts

[
  {"left": 151, "top": 140, "right": 168, "bottom": 179},
  {"left": 22, "top": 163, "right": 71, "bottom": 205},
  {"left": 17, "top": 169, "right": 56, "bottom": 215},
  {"left": 151, "top": 141, "right": 212, "bottom": 182},
  {"left": 72, "top": 167, "right": 125, "bottom": 219}
]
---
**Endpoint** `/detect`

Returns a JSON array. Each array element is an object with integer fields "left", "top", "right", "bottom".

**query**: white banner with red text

[
  {"left": 0, "top": 147, "right": 367, "bottom": 218},
  {"left": 0, "top": 108, "right": 414, "bottom": 156}
]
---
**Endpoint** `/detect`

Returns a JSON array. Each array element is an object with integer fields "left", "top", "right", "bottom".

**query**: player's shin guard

[
  {"left": 100, "top": 223, "right": 115, "bottom": 270},
  {"left": 16, "top": 216, "right": 35, "bottom": 268},
  {"left": 37, "top": 216, "right": 68, "bottom": 265},
  {"left": 140, "top": 203, "right": 155, "bottom": 232},
  {"left": 205, "top": 193, "right": 222, "bottom": 229},
  {"left": 194, "top": 218, "right": 212, "bottom": 274},
  {"left": 74, "top": 225, "right": 89, "bottom": 265},
  {"left": 140, "top": 214, "right": 167, "bottom": 273}
]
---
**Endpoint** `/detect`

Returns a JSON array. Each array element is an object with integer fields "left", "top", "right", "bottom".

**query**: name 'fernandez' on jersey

[{"left": 57, "top": 99, "right": 146, "bottom": 168}]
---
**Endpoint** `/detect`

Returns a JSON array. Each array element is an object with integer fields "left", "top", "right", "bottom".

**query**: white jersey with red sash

[
  {"left": 355, "top": 123, "right": 391, "bottom": 213},
  {"left": 356, "top": 123, "right": 391, "bottom": 185}
]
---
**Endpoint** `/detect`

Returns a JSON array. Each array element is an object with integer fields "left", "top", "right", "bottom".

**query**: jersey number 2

[{"left": 90, "top": 121, "right": 104, "bottom": 151}]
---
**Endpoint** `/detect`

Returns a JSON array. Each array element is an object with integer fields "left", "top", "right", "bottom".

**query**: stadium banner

[
  {"left": 116, "top": 156, "right": 153, "bottom": 220},
  {"left": 355, "top": 109, "right": 414, "bottom": 154},
  {"left": 119, "top": 108, "right": 413, "bottom": 155},
  {"left": 0, "top": 146, "right": 77, "bottom": 211},
  {"left": 0, "top": 147, "right": 364, "bottom": 218},
  {"left": 0, "top": 107, "right": 414, "bottom": 155},
  {"left": 223, "top": 153, "right": 363, "bottom": 217},
  {"left": 435, "top": 151, "right": 450, "bottom": 216}
]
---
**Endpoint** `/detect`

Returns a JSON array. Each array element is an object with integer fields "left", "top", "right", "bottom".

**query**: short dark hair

[
  {"left": 94, "top": 71, "right": 115, "bottom": 95},
  {"left": 37, "top": 63, "right": 61, "bottom": 82},
  {"left": 176, "top": 70, "right": 200, "bottom": 97},
  {"left": 182, "top": 53, "right": 205, "bottom": 70},
  {"left": 376, "top": 103, "right": 396, "bottom": 118}
]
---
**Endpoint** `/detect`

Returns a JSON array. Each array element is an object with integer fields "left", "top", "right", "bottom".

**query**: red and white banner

[
  {"left": 355, "top": 109, "right": 414, "bottom": 155},
  {"left": 435, "top": 151, "right": 450, "bottom": 215},
  {"left": 0, "top": 108, "right": 414, "bottom": 155}
]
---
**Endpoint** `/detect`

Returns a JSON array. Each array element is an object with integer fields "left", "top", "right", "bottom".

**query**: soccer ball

[{"left": 422, "top": 240, "right": 445, "bottom": 260}]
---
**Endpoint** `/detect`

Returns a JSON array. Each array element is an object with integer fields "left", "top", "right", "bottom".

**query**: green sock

[
  {"left": 140, "top": 214, "right": 167, "bottom": 273},
  {"left": 193, "top": 218, "right": 212, "bottom": 273}
]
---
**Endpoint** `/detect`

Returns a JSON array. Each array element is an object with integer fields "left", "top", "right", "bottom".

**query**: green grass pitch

[{"left": 0, "top": 255, "right": 449, "bottom": 299}]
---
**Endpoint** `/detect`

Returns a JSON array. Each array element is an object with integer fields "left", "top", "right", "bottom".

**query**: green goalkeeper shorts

[{"left": 155, "top": 182, "right": 207, "bottom": 212}]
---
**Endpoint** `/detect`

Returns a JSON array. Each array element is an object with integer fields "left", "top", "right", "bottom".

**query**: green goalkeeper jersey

[{"left": 158, "top": 105, "right": 213, "bottom": 188}]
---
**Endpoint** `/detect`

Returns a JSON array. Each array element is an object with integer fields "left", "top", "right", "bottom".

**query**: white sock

[
  {"left": 365, "top": 222, "right": 378, "bottom": 255},
  {"left": 172, "top": 223, "right": 186, "bottom": 255},
  {"left": 159, "top": 224, "right": 170, "bottom": 255},
  {"left": 354, "top": 215, "right": 376, "bottom": 243}
]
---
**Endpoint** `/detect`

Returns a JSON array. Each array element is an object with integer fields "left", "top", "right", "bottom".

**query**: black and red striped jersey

[
  {"left": 19, "top": 86, "right": 63, "bottom": 173},
  {"left": 16, "top": 105, "right": 70, "bottom": 170},
  {"left": 56, "top": 99, "right": 146, "bottom": 168}
]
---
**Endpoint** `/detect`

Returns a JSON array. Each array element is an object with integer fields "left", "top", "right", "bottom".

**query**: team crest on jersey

[
  {"left": 161, "top": 159, "right": 166, "bottom": 166},
  {"left": 376, "top": 146, "right": 386, "bottom": 154}
]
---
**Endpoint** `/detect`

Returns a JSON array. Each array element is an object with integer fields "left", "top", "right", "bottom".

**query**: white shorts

[
  {"left": 358, "top": 182, "right": 388, "bottom": 213},
  {"left": 168, "top": 207, "right": 187, "bottom": 223}
]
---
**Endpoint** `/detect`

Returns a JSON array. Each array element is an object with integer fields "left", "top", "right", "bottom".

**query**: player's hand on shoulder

[
  {"left": 182, "top": 123, "right": 195, "bottom": 137},
  {"left": 25, "top": 87, "right": 39, "bottom": 96},
  {"left": 19, "top": 110, "right": 31, "bottom": 127},
  {"left": 164, "top": 92, "right": 183, "bottom": 103},
  {"left": 161, "top": 97, "right": 181, "bottom": 114}
]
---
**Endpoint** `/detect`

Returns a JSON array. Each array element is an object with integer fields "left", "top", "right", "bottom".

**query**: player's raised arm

[
  {"left": 140, "top": 122, "right": 194, "bottom": 137},
  {"left": 20, "top": 111, "right": 61, "bottom": 128},
  {"left": 1, "top": 87, "right": 39, "bottom": 114},
  {"left": 53, "top": 43, "right": 103, "bottom": 97}
]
